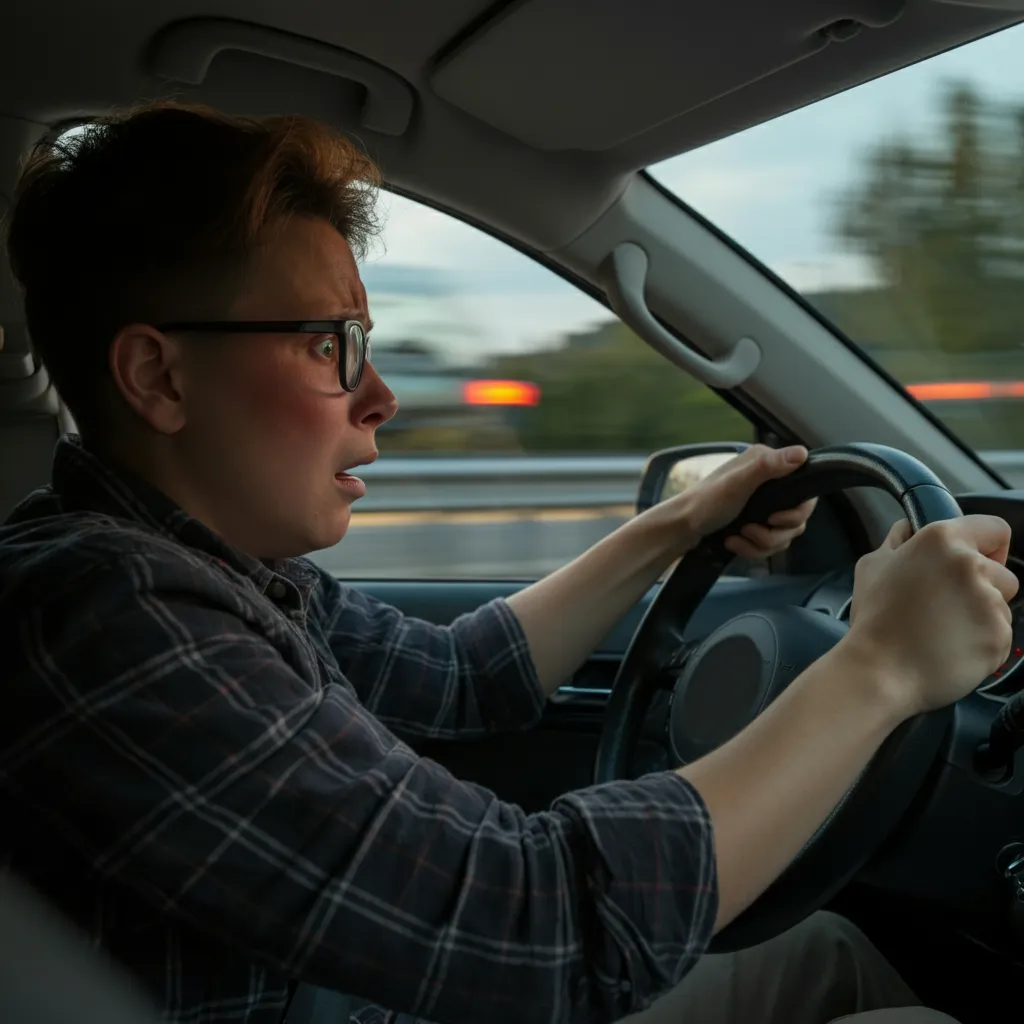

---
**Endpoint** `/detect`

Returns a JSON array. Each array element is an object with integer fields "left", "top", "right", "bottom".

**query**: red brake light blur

[
  {"left": 907, "top": 381, "right": 1024, "bottom": 401},
  {"left": 463, "top": 380, "right": 541, "bottom": 406}
]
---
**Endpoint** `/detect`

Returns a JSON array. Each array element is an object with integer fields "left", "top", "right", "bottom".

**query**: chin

[
  {"left": 273, "top": 499, "right": 352, "bottom": 559},
  {"left": 309, "top": 512, "right": 352, "bottom": 554}
]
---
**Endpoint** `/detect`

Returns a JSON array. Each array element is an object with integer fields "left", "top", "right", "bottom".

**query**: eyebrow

[{"left": 333, "top": 312, "right": 374, "bottom": 332}]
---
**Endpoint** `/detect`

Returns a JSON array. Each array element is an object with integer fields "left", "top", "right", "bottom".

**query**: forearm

[
  {"left": 679, "top": 636, "right": 907, "bottom": 931},
  {"left": 507, "top": 506, "right": 695, "bottom": 695},
  {"left": 320, "top": 570, "right": 545, "bottom": 737}
]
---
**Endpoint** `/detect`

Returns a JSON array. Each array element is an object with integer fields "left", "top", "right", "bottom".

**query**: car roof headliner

[{"left": 0, "top": 0, "right": 1021, "bottom": 252}]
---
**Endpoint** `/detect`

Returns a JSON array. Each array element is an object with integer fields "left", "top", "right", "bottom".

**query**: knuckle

[
  {"left": 920, "top": 519, "right": 954, "bottom": 548},
  {"left": 977, "top": 585, "right": 1010, "bottom": 630},
  {"left": 922, "top": 522, "right": 969, "bottom": 564},
  {"left": 949, "top": 548, "right": 980, "bottom": 584},
  {"left": 1001, "top": 622, "right": 1014, "bottom": 657},
  {"left": 988, "top": 616, "right": 1012, "bottom": 661},
  {"left": 853, "top": 551, "right": 875, "bottom": 580}
]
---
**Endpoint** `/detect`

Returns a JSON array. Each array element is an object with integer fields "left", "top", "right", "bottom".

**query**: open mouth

[
  {"left": 333, "top": 454, "right": 376, "bottom": 500},
  {"left": 333, "top": 471, "right": 367, "bottom": 499}
]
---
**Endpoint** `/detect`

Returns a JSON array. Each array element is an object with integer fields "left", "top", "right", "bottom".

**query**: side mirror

[{"left": 636, "top": 442, "right": 750, "bottom": 514}]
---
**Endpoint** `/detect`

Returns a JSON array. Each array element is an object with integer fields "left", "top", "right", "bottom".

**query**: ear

[{"left": 108, "top": 323, "right": 188, "bottom": 435}]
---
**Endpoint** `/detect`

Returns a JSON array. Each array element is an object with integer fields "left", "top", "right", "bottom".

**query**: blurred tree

[
  {"left": 830, "top": 81, "right": 1024, "bottom": 358},
  {"left": 493, "top": 321, "right": 753, "bottom": 453}
]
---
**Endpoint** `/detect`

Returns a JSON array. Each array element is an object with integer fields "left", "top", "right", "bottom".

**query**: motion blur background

[{"left": 311, "top": 23, "right": 1024, "bottom": 580}]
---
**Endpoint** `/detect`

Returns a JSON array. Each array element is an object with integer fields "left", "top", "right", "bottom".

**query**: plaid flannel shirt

[{"left": 0, "top": 437, "right": 718, "bottom": 1024}]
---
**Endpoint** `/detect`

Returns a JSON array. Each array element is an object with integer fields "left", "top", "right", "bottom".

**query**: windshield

[{"left": 650, "top": 22, "right": 1024, "bottom": 468}]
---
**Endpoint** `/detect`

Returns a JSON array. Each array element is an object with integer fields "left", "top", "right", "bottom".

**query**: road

[
  {"left": 302, "top": 450, "right": 1024, "bottom": 579},
  {"left": 306, "top": 506, "right": 633, "bottom": 578}
]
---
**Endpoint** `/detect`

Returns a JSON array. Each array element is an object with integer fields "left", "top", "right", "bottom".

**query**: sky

[
  {"left": 362, "top": 194, "right": 611, "bottom": 362},
  {"left": 364, "top": 20, "right": 1024, "bottom": 361}
]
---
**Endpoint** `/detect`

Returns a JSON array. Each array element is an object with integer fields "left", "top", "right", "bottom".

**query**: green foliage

[
  {"left": 830, "top": 81, "right": 1024, "bottom": 355},
  {"left": 492, "top": 321, "right": 753, "bottom": 454},
  {"left": 810, "top": 81, "right": 1024, "bottom": 453}
]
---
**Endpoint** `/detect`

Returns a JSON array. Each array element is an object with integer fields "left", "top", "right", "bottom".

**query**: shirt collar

[{"left": 49, "top": 435, "right": 319, "bottom": 599}]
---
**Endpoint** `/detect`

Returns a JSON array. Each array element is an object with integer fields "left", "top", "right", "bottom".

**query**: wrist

[
  {"left": 629, "top": 493, "right": 702, "bottom": 567},
  {"left": 824, "top": 632, "right": 919, "bottom": 726}
]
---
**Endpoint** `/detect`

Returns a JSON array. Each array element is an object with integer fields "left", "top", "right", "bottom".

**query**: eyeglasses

[{"left": 156, "top": 320, "right": 371, "bottom": 392}]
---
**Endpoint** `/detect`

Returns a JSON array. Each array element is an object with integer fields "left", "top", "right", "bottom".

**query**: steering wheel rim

[{"left": 593, "top": 442, "right": 962, "bottom": 952}]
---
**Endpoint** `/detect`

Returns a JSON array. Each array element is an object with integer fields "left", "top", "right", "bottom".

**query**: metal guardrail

[
  {"left": 353, "top": 451, "right": 1024, "bottom": 514},
  {"left": 356, "top": 456, "right": 647, "bottom": 512},
  {"left": 976, "top": 451, "right": 1024, "bottom": 487}
]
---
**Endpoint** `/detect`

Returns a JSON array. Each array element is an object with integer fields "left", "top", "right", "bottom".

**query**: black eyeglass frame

[{"left": 156, "top": 320, "right": 370, "bottom": 392}]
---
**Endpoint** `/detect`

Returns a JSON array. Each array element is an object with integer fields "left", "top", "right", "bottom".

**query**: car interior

[{"left": 5, "top": 1, "right": 1024, "bottom": 1022}]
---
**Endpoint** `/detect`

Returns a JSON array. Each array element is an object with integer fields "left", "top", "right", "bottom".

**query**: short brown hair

[{"left": 5, "top": 101, "right": 382, "bottom": 439}]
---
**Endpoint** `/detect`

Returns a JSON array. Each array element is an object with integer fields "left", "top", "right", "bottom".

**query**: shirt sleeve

[
  {"left": 8, "top": 548, "right": 719, "bottom": 1024},
  {"left": 311, "top": 568, "right": 547, "bottom": 740}
]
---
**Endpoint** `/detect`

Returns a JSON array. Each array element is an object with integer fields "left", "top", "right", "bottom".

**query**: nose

[{"left": 351, "top": 361, "right": 399, "bottom": 428}]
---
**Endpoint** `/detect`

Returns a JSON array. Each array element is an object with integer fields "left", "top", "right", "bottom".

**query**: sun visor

[
  {"left": 934, "top": 0, "right": 1024, "bottom": 8},
  {"left": 431, "top": 0, "right": 907, "bottom": 150}
]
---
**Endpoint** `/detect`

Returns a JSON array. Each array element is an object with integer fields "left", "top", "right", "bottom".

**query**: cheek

[
  {"left": 234, "top": 359, "right": 349, "bottom": 447},
  {"left": 187, "top": 341, "right": 350, "bottom": 468}
]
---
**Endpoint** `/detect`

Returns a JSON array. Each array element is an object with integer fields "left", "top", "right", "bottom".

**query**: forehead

[{"left": 230, "top": 216, "right": 369, "bottom": 320}]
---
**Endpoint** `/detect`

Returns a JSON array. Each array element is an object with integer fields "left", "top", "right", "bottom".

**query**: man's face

[{"left": 170, "top": 216, "right": 398, "bottom": 559}]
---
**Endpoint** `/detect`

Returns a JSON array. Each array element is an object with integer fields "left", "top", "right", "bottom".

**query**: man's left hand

[{"left": 657, "top": 444, "right": 818, "bottom": 560}]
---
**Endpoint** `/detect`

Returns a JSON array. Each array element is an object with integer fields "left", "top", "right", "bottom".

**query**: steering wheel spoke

[
  {"left": 627, "top": 687, "right": 673, "bottom": 776},
  {"left": 646, "top": 638, "right": 700, "bottom": 692}
]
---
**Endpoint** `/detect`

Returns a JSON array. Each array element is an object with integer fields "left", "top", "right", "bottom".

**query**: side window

[{"left": 324, "top": 193, "right": 753, "bottom": 580}]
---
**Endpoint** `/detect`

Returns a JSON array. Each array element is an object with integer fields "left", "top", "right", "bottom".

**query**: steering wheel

[{"left": 593, "top": 442, "right": 962, "bottom": 952}]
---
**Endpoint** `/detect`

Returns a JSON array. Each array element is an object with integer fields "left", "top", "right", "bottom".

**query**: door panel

[
  {"left": 356, "top": 574, "right": 824, "bottom": 657},
  {"left": 352, "top": 574, "right": 827, "bottom": 810}
]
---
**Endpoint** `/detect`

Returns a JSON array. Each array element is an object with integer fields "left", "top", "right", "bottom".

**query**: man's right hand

[
  {"left": 843, "top": 513, "right": 1018, "bottom": 718},
  {"left": 680, "top": 512, "right": 1020, "bottom": 933}
]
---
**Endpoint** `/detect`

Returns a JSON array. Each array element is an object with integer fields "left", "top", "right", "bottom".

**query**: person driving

[{"left": 0, "top": 102, "right": 1010, "bottom": 1024}]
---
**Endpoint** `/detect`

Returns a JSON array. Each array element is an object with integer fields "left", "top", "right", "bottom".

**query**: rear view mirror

[{"left": 636, "top": 442, "right": 749, "bottom": 514}]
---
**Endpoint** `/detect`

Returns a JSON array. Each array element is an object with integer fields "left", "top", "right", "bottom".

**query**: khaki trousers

[{"left": 622, "top": 912, "right": 958, "bottom": 1024}]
